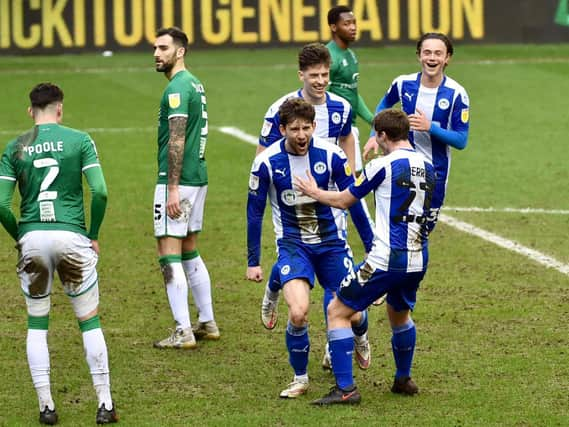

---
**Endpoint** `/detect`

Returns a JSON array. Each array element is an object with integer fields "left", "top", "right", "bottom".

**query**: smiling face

[
  {"left": 280, "top": 118, "right": 315, "bottom": 156},
  {"left": 417, "top": 38, "right": 450, "bottom": 84},
  {"left": 299, "top": 63, "right": 329, "bottom": 104}
]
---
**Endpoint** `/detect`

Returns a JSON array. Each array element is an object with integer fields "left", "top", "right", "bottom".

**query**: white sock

[
  {"left": 82, "top": 328, "right": 113, "bottom": 409},
  {"left": 265, "top": 282, "right": 279, "bottom": 302},
  {"left": 163, "top": 262, "right": 191, "bottom": 329},
  {"left": 183, "top": 255, "right": 214, "bottom": 323},
  {"left": 294, "top": 374, "right": 309, "bottom": 383},
  {"left": 27, "top": 329, "right": 54, "bottom": 411}
]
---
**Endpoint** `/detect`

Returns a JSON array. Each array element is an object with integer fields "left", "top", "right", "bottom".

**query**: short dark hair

[
  {"left": 29, "top": 83, "right": 64, "bottom": 109},
  {"left": 279, "top": 98, "right": 315, "bottom": 127},
  {"left": 374, "top": 109, "right": 409, "bottom": 141},
  {"left": 156, "top": 27, "right": 189, "bottom": 54},
  {"left": 416, "top": 32, "right": 454, "bottom": 56},
  {"left": 328, "top": 5, "right": 352, "bottom": 25},
  {"left": 298, "top": 43, "right": 330, "bottom": 71}
]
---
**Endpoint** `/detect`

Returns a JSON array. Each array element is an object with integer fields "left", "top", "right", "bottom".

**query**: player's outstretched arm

[{"left": 294, "top": 170, "right": 357, "bottom": 210}]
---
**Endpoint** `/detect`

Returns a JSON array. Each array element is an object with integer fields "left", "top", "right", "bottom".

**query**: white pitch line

[
  {"left": 215, "top": 126, "right": 258, "bottom": 145},
  {"left": 443, "top": 206, "right": 569, "bottom": 215},
  {"left": 439, "top": 214, "right": 569, "bottom": 276}
]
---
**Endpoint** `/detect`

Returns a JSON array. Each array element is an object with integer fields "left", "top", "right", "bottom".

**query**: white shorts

[
  {"left": 352, "top": 127, "right": 363, "bottom": 172},
  {"left": 153, "top": 184, "right": 207, "bottom": 238},
  {"left": 17, "top": 230, "right": 98, "bottom": 298}
]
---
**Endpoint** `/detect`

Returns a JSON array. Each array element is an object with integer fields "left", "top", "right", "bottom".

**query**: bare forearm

[{"left": 168, "top": 116, "right": 187, "bottom": 186}]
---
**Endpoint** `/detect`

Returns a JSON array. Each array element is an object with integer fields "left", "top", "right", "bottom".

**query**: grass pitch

[{"left": 0, "top": 44, "right": 568, "bottom": 426}]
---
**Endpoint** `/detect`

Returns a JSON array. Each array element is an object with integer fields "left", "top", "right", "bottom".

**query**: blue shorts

[
  {"left": 337, "top": 261, "right": 426, "bottom": 312},
  {"left": 275, "top": 239, "right": 353, "bottom": 292}
]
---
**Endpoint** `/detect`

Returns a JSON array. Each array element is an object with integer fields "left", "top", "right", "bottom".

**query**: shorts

[
  {"left": 153, "top": 184, "right": 207, "bottom": 238},
  {"left": 275, "top": 239, "right": 354, "bottom": 292},
  {"left": 17, "top": 230, "right": 98, "bottom": 298},
  {"left": 336, "top": 261, "right": 426, "bottom": 312}
]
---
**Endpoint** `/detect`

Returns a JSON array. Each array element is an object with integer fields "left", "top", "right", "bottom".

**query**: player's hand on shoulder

[{"left": 246, "top": 266, "right": 263, "bottom": 282}]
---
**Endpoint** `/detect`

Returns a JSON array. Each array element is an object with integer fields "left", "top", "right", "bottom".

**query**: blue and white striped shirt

[
  {"left": 375, "top": 72, "right": 469, "bottom": 208},
  {"left": 247, "top": 136, "right": 373, "bottom": 267},
  {"left": 350, "top": 148, "right": 435, "bottom": 273},
  {"left": 259, "top": 90, "right": 352, "bottom": 147}
]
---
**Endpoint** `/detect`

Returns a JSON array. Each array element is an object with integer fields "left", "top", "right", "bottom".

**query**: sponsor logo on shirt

[
  {"left": 438, "top": 98, "right": 450, "bottom": 110},
  {"left": 281, "top": 189, "right": 315, "bottom": 206},
  {"left": 168, "top": 93, "right": 181, "bottom": 109}
]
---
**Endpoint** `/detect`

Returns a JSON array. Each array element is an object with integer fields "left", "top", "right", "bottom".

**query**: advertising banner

[{"left": 1, "top": 0, "right": 568, "bottom": 54}]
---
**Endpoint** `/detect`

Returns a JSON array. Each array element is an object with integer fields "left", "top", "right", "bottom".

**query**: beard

[{"left": 155, "top": 61, "right": 174, "bottom": 73}]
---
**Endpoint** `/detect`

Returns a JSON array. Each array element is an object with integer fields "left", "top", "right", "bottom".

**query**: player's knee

[
  {"left": 288, "top": 307, "right": 308, "bottom": 327},
  {"left": 25, "top": 295, "right": 51, "bottom": 317},
  {"left": 70, "top": 283, "right": 100, "bottom": 319}
]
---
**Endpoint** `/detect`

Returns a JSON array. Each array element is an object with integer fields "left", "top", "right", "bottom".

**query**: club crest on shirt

[
  {"left": 331, "top": 112, "right": 341, "bottom": 124},
  {"left": 461, "top": 108, "right": 469, "bottom": 123},
  {"left": 313, "top": 161, "right": 326, "bottom": 174},
  {"left": 168, "top": 93, "right": 181, "bottom": 109},
  {"left": 280, "top": 265, "right": 291, "bottom": 275},
  {"left": 438, "top": 98, "right": 450, "bottom": 110}
]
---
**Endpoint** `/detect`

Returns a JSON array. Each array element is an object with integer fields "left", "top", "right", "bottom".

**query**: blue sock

[
  {"left": 322, "top": 288, "right": 334, "bottom": 326},
  {"left": 286, "top": 322, "right": 309, "bottom": 376},
  {"left": 391, "top": 319, "right": 416, "bottom": 379},
  {"left": 352, "top": 309, "right": 368, "bottom": 337},
  {"left": 329, "top": 328, "right": 354, "bottom": 389},
  {"left": 268, "top": 263, "right": 281, "bottom": 293}
]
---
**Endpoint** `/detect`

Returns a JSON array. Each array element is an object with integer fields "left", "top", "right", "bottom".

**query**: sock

[
  {"left": 160, "top": 255, "right": 191, "bottom": 329},
  {"left": 391, "top": 319, "right": 416, "bottom": 379},
  {"left": 267, "top": 263, "right": 281, "bottom": 293},
  {"left": 322, "top": 288, "right": 334, "bottom": 326},
  {"left": 352, "top": 309, "right": 368, "bottom": 337},
  {"left": 182, "top": 250, "right": 214, "bottom": 323},
  {"left": 27, "top": 316, "right": 54, "bottom": 411},
  {"left": 79, "top": 316, "right": 113, "bottom": 409},
  {"left": 285, "top": 321, "right": 309, "bottom": 376},
  {"left": 264, "top": 281, "right": 279, "bottom": 303},
  {"left": 328, "top": 328, "right": 355, "bottom": 390}
]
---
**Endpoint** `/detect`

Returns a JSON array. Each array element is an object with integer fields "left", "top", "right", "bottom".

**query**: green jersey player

[
  {"left": 327, "top": 5, "right": 375, "bottom": 172},
  {"left": 0, "top": 83, "right": 118, "bottom": 424},
  {"left": 152, "top": 27, "right": 219, "bottom": 349}
]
